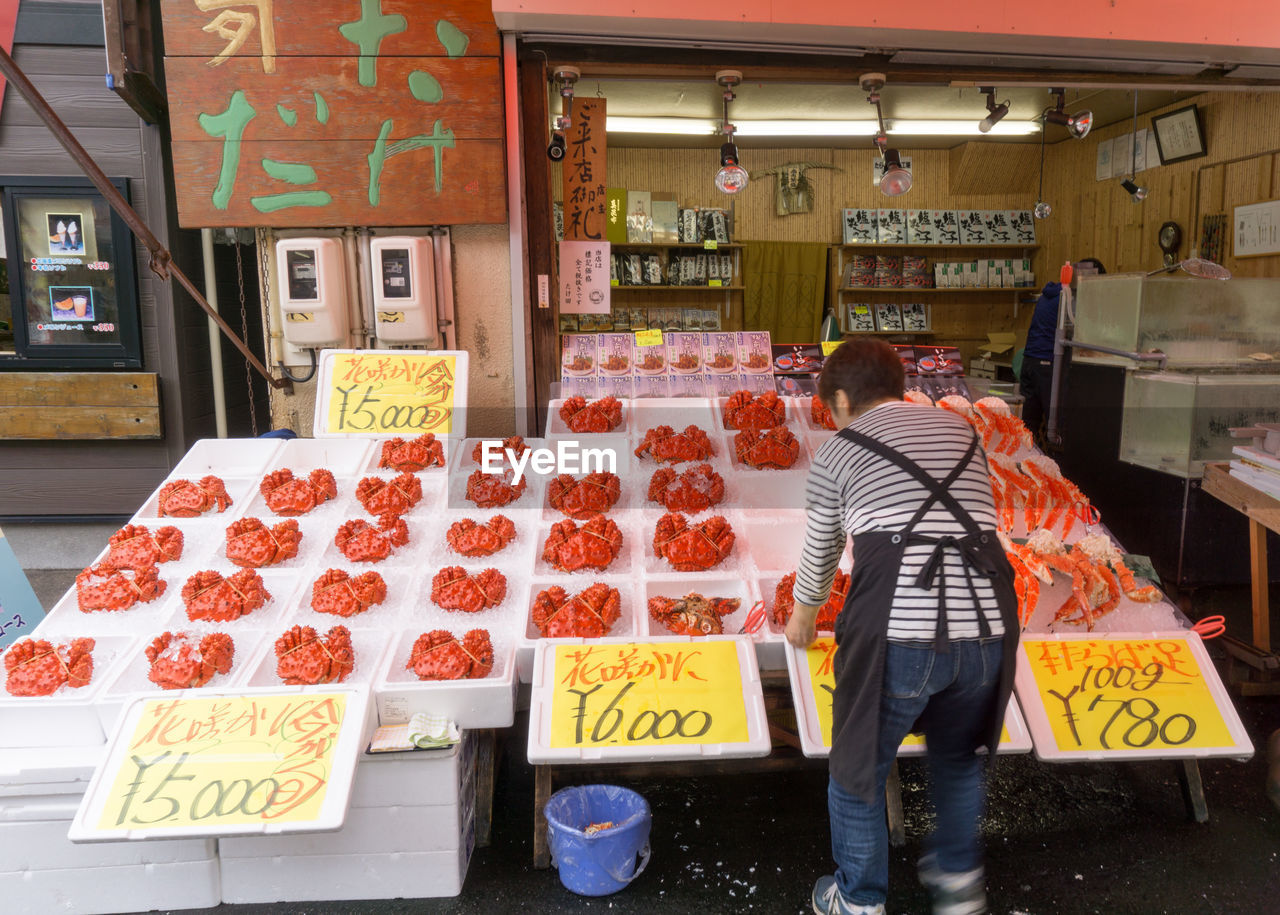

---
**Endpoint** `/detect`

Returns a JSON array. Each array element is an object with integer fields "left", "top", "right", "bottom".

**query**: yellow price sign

[
  {"left": 549, "top": 641, "right": 749, "bottom": 748},
  {"left": 703, "top": 239, "right": 719, "bottom": 250},
  {"left": 709, "top": 279, "right": 723, "bottom": 287},
  {"left": 821, "top": 341, "right": 843, "bottom": 356},
  {"left": 324, "top": 352, "right": 456, "bottom": 435},
  {"left": 635, "top": 328, "right": 664, "bottom": 347},
  {"left": 97, "top": 693, "right": 348, "bottom": 831},
  {"left": 1021, "top": 638, "right": 1231, "bottom": 753}
]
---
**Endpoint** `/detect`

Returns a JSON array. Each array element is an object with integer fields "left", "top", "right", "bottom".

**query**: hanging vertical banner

[
  {"left": 562, "top": 98, "right": 607, "bottom": 242},
  {"left": 558, "top": 240, "right": 610, "bottom": 314}
]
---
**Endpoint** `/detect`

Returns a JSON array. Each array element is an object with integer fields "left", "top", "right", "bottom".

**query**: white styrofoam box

[
  {"left": 338, "top": 471, "right": 447, "bottom": 522},
  {"left": 357, "top": 434, "right": 457, "bottom": 476},
  {"left": 545, "top": 396, "right": 631, "bottom": 437},
  {"left": 83, "top": 517, "right": 223, "bottom": 578},
  {"left": 203, "top": 511, "right": 341, "bottom": 573},
  {"left": 376, "top": 627, "right": 517, "bottom": 728},
  {"left": 641, "top": 575, "right": 763, "bottom": 639},
  {"left": 455, "top": 435, "right": 545, "bottom": 471},
  {"left": 517, "top": 580, "right": 642, "bottom": 683},
  {"left": 642, "top": 509, "right": 751, "bottom": 579},
  {"left": 539, "top": 465, "right": 638, "bottom": 524},
  {"left": 0, "top": 856, "right": 220, "bottom": 914},
  {"left": 633, "top": 459, "right": 739, "bottom": 521},
  {"left": 282, "top": 565, "right": 417, "bottom": 629},
  {"left": 95, "top": 628, "right": 265, "bottom": 735},
  {"left": 240, "top": 626, "right": 391, "bottom": 690},
  {"left": 237, "top": 470, "right": 362, "bottom": 526},
  {"left": 218, "top": 817, "right": 474, "bottom": 902},
  {"left": 37, "top": 574, "right": 174, "bottom": 638},
  {"left": 348, "top": 731, "right": 474, "bottom": 809},
  {"left": 443, "top": 463, "right": 545, "bottom": 518},
  {"left": 741, "top": 516, "right": 808, "bottom": 575},
  {"left": 219, "top": 795, "right": 470, "bottom": 858},
  {"left": 315, "top": 510, "right": 435, "bottom": 569},
  {"left": 531, "top": 515, "right": 637, "bottom": 579},
  {"left": 0, "top": 744, "right": 103, "bottom": 796},
  {"left": 629, "top": 397, "right": 717, "bottom": 444},
  {"left": 793, "top": 395, "right": 838, "bottom": 435},
  {"left": 274, "top": 436, "right": 374, "bottom": 476},
  {"left": 167, "top": 437, "right": 283, "bottom": 481},
  {"left": 1, "top": 806, "right": 216, "bottom": 869},
  {"left": 131, "top": 474, "right": 256, "bottom": 524},
  {"left": 159, "top": 566, "right": 306, "bottom": 634},
  {"left": 713, "top": 392, "right": 790, "bottom": 432},
  {"left": 0, "top": 635, "right": 137, "bottom": 748},
  {"left": 428, "top": 510, "right": 537, "bottom": 569}
]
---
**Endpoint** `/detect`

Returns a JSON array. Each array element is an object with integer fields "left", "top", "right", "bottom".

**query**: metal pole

[
  {"left": 0, "top": 44, "right": 287, "bottom": 390},
  {"left": 503, "top": 32, "right": 531, "bottom": 436},
  {"left": 200, "top": 229, "right": 229, "bottom": 437}
]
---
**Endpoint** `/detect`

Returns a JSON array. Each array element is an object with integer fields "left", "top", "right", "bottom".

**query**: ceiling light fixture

[
  {"left": 714, "top": 70, "right": 748, "bottom": 195},
  {"left": 1044, "top": 88, "right": 1093, "bottom": 139},
  {"left": 1034, "top": 112, "right": 1051, "bottom": 219},
  {"left": 861, "top": 72, "right": 912, "bottom": 197},
  {"left": 547, "top": 66, "right": 579, "bottom": 161},
  {"left": 978, "top": 86, "right": 1010, "bottom": 133},
  {"left": 1121, "top": 90, "right": 1148, "bottom": 203}
]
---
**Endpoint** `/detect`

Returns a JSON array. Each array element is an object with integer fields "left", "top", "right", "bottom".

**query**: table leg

[
  {"left": 533, "top": 765, "right": 552, "bottom": 869},
  {"left": 1250, "top": 520, "right": 1271, "bottom": 653},
  {"left": 474, "top": 729, "right": 496, "bottom": 848},
  {"left": 886, "top": 760, "right": 905, "bottom": 847},
  {"left": 1176, "top": 759, "right": 1209, "bottom": 823}
]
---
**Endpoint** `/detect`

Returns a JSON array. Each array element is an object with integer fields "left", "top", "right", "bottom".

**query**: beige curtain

[{"left": 742, "top": 241, "right": 828, "bottom": 341}]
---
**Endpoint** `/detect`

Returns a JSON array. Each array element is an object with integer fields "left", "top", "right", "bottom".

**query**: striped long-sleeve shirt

[{"left": 794, "top": 400, "right": 1005, "bottom": 641}]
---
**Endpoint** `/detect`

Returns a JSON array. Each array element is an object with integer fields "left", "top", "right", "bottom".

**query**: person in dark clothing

[{"left": 1019, "top": 259, "right": 1105, "bottom": 447}]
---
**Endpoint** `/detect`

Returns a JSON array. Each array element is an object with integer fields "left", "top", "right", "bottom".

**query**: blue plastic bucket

[{"left": 544, "top": 784, "right": 651, "bottom": 896}]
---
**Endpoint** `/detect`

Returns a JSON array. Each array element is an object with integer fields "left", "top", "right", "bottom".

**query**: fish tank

[
  {"left": 1072, "top": 274, "right": 1280, "bottom": 370},
  {"left": 1119, "top": 371, "right": 1280, "bottom": 478}
]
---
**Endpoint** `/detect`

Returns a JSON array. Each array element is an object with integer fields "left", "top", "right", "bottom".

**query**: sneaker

[
  {"left": 918, "top": 854, "right": 988, "bottom": 915},
  {"left": 811, "top": 874, "right": 886, "bottom": 915}
]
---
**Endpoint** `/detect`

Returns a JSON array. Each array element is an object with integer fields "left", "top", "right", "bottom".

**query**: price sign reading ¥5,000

[
  {"left": 527, "top": 637, "right": 771, "bottom": 763},
  {"left": 1015, "top": 634, "right": 1253, "bottom": 761},
  {"left": 786, "top": 638, "right": 1030, "bottom": 758},
  {"left": 314, "top": 349, "right": 470, "bottom": 440},
  {"left": 69, "top": 689, "right": 370, "bottom": 841}
]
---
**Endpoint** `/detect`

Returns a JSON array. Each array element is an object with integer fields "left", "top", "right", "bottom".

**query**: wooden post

[
  {"left": 1250, "top": 519, "right": 1271, "bottom": 652},
  {"left": 1177, "top": 759, "right": 1210, "bottom": 823},
  {"left": 474, "top": 729, "right": 496, "bottom": 848},
  {"left": 533, "top": 765, "right": 553, "bottom": 869}
]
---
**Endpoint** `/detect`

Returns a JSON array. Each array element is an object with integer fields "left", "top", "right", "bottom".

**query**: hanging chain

[{"left": 234, "top": 238, "right": 259, "bottom": 437}]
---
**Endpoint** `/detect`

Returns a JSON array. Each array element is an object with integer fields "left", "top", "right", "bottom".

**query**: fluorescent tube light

[
  {"left": 600, "top": 117, "right": 1041, "bottom": 137},
  {"left": 886, "top": 119, "right": 1040, "bottom": 136}
]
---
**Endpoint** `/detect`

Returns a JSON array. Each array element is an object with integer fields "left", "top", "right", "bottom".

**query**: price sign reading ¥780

[
  {"left": 70, "top": 689, "right": 370, "bottom": 840},
  {"left": 315, "top": 349, "right": 469, "bottom": 439},
  {"left": 528, "top": 638, "right": 771, "bottom": 762},
  {"left": 1016, "top": 635, "right": 1252, "bottom": 761}
]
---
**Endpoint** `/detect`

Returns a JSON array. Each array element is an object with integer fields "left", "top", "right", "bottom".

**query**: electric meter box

[
  {"left": 370, "top": 236, "right": 437, "bottom": 345},
  {"left": 276, "top": 237, "right": 350, "bottom": 346}
]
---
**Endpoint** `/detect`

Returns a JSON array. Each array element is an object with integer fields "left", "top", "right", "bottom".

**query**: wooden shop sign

[
  {"left": 562, "top": 98, "right": 606, "bottom": 242},
  {"left": 161, "top": 0, "right": 504, "bottom": 228}
]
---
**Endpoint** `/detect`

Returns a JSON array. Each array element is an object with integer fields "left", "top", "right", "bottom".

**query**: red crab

[
  {"left": 811, "top": 397, "right": 837, "bottom": 431},
  {"left": 560, "top": 396, "right": 623, "bottom": 433},
  {"left": 771, "top": 570, "right": 851, "bottom": 631},
  {"left": 260, "top": 468, "right": 337, "bottom": 516},
  {"left": 531, "top": 583, "right": 622, "bottom": 638},
  {"left": 311, "top": 569, "right": 387, "bottom": 617},
  {"left": 4, "top": 638, "right": 94, "bottom": 697},
  {"left": 735, "top": 426, "right": 801, "bottom": 469},
  {"left": 225, "top": 517, "right": 301, "bottom": 568},
  {"left": 547, "top": 472, "right": 622, "bottom": 519},
  {"left": 652, "top": 513, "right": 735, "bottom": 571},
  {"left": 647, "top": 464, "right": 725, "bottom": 513},
  {"left": 542, "top": 516, "right": 624, "bottom": 573},
  {"left": 407, "top": 629, "right": 494, "bottom": 680},
  {"left": 103, "top": 524, "right": 184, "bottom": 573},
  {"left": 429, "top": 566, "right": 507, "bottom": 613},
  {"left": 465, "top": 469, "right": 528, "bottom": 508},
  {"left": 472, "top": 435, "right": 531, "bottom": 467},
  {"left": 274, "top": 624, "right": 354, "bottom": 685},
  {"left": 634, "top": 425, "right": 717, "bottom": 463},
  {"left": 356, "top": 472, "right": 423, "bottom": 518},
  {"left": 380, "top": 434, "right": 446, "bottom": 472},
  {"left": 335, "top": 514, "right": 409, "bottom": 563},
  {"left": 76, "top": 563, "right": 166, "bottom": 612},
  {"left": 145, "top": 631, "right": 234, "bottom": 689},
  {"left": 648, "top": 593, "right": 741, "bottom": 636},
  {"left": 722, "top": 390, "right": 786, "bottom": 431},
  {"left": 446, "top": 516, "right": 516, "bottom": 557},
  {"left": 182, "top": 569, "right": 270, "bottom": 622},
  {"left": 157, "top": 475, "right": 232, "bottom": 517}
]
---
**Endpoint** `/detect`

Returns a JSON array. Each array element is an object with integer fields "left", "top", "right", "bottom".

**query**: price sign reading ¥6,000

[
  {"left": 318, "top": 350, "right": 466, "bottom": 437},
  {"left": 549, "top": 641, "right": 749, "bottom": 749},
  {"left": 71, "top": 690, "right": 369, "bottom": 840},
  {"left": 1018, "top": 637, "right": 1241, "bottom": 759}
]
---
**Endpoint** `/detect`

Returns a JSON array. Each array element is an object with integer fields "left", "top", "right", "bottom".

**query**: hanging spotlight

[
  {"left": 1120, "top": 178, "right": 1148, "bottom": 202},
  {"left": 861, "top": 73, "right": 912, "bottom": 197},
  {"left": 714, "top": 70, "right": 748, "bottom": 194},
  {"left": 547, "top": 66, "right": 579, "bottom": 161},
  {"left": 1034, "top": 113, "right": 1052, "bottom": 218},
  {"left": 1044, "top": 88, "right": 1093, "bottom": 140},
  {"left": 1119, "top": 91, "right": 1148, "bottom": 203},
  {"left": 978, "top": 87, "right": 1010, "bottom": 134}
]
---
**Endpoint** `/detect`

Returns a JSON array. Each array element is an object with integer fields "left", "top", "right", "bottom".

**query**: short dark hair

[
  {"left": 1077, "top": 257, "right": 1107, "bottom": 275},
  {"left": 818, "top": 339, "right": 904, "bottom": 414}
]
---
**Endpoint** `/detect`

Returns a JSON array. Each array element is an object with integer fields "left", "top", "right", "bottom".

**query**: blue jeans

[{"left": 829, "top": 637, "right": 1004, "bottom": 906}]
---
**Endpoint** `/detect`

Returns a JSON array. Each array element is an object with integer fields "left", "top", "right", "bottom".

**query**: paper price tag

[
  {"left": 549, "top": 641, "right": 750, "bottom": 748},
  {"left": 703, "top": 240, "right": 718, "bottom": 250},
  {"left": 821, "top": 341, "right": 843, "bottom": 356},
  {"left": 635, "top": 328, "right": 664, "bottom": 347},
  {"left": 854, "top": 305, "right": 870, "bottom": 314},
  {"left": 709, "top": 279, "right": 723, "bottom": 287}
]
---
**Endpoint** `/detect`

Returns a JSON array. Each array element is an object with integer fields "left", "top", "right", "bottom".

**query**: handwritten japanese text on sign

[
  {"left": 325, "top": 352, "right": 456, "bottom": 434},
  {"left": 549, "top": 641, "right": 749, "bottom": 748},
  {"left": 1021, "top": 638, "right": 1232, "bottom": 753},
  {"left": 559, "top": 241, "right": 611, "bottom": 314},
  {"left": 161, "top": 0, "right": 504, "bottom": 228},
  {"left": 562, "top": 98, "right": 607, "bottom": 242},
  {"left": 97, "top": 693, "right": 347, "bottom": 831}
]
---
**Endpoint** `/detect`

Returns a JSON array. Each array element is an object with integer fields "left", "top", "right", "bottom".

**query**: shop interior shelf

[
  {"left": 610, "top": 285, "right": 744, "bottom": 292},
  {"left": 609, "top": 242, "right": 743, "bottom": 249},
  {"left": 835, "top": 243, "right": 1039, "bottom": 250},
  {"left": 839, "top": 286, "right": 1036, "bottom": 294}
]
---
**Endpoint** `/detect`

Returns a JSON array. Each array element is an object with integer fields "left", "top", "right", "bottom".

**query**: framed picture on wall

[{"left": 1151, "top": 104, "right": 1207, "bottom": 165}]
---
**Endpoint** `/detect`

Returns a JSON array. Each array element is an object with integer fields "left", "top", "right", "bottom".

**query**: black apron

[{"left": 828, "top": 427, "right": 1020, "bottom": 802}]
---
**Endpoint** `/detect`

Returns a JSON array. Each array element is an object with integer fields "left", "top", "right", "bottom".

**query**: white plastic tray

[
  {"left": 545, "top": 397, "right": 631, "bottom": 438},
  {"left": 375, "top": 627, "right": 518, "bottom": 728},
  {"left": 517, "top": 580, "right": 642, "bottom": 683}
]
